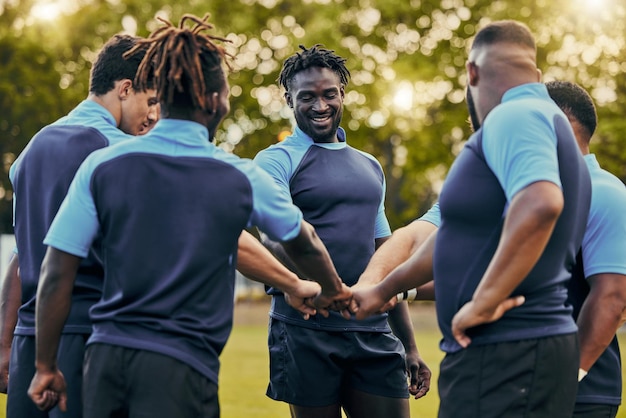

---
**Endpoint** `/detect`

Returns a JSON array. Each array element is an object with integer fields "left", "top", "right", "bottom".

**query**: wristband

[{"left": 397, "top": 288, "right": 418, "bottom": 302}]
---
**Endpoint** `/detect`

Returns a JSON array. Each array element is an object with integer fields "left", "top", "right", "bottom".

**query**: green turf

[
  {"left": 1, "top": 318, "right": 624, "bottom": 417},
  {"left": 220, "top": 324, "right": 626, "bottom": 418}
]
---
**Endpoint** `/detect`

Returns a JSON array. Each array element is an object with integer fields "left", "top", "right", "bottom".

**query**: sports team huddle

[{"left": 2, "top": 12, "right": 625, "bottom": 418}]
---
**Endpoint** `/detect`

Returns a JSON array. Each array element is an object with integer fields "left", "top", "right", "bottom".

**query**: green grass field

[
  {"left": 219, "top": 301, "right": 626, "bottom": 418},
  {"left": 0, "top": 301, "right": 624, "bottom": 417}
]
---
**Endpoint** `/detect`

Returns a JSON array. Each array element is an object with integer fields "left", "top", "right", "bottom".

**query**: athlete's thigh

[
  {"left": 290, "top": 403, "right": 343, "bottom": 418},
  {"left": 342, "top": 388, "right": 409, "bottom": 418},
  {"left": 7, "top": 335, "right": 47, "bottom": 418},
  {"left": 267, "top": 319, "right": 346, "bottom": 407},
  {"left": 126, "top": 348, "right": 219, "bottom": 418},
  {"left": 346, "top": 332, "right": 408, "bottom": 399},
  {"left": 82, "top": 344, "right": 128, "bottom": 418}
]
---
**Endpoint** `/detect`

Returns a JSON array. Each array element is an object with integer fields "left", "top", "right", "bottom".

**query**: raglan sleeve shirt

[{"left": 481, "top": 101, "right": 562, "bottom": 200}]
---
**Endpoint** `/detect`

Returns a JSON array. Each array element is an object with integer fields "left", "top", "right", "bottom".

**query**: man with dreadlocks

[
  {"left": 27, "top": 15, "right": 349, "bottom": 418},
  {"left": 254, "top": 44, "right": 431, "bottom": 418},
  {"left": 1, "top": 33, "right": 159, "bottom": 418}
]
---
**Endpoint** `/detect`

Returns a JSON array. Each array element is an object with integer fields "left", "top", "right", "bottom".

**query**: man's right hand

[
  {"left": 312, "top": 283, "right": 353, "bottom": 319},
  {"left": 28, "top": 368, "right": 67, "bottom": 412}
]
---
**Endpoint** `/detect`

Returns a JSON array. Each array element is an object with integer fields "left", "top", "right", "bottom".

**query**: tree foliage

[{"left": 1, "top": 0, "right": 625, "bottom": 234}]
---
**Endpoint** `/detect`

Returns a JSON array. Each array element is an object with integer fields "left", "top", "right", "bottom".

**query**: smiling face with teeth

[{"left": 285, "top": 66, "right": 345, "bottom": 143}]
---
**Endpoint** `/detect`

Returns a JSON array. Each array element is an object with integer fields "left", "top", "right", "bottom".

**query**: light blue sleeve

[
  {"left": 254, "top": 146, "right": 297, "bottom": 210},
  {"left": 374, "top": 161, "right": 391, "bottom": 239},
  {"left": 582, "top": 172, "right": 626, "bottom": 277},
  {"left": 43, "top": 155, "right": 100, "bottom": 258},
  {"left": 241, "top": 158, "right": 303, "bottom": 242},
  {"left": 482, "top": 104, "right": 562, "bottom": 201},
  {"left": 418, "top": 202, "right": 441, "bottom": 227}
]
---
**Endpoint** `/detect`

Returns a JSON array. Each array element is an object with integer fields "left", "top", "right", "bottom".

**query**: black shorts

[
  {"left": 266, "top": 318, "right": 409, "bottom": 407},
  {"left": 438, "top": 333, "right": 578, "bottom": 418},
  {"left": 573, "top": 403, "right": 619, "bottom": 418},
  {"left": 83, "top": 344, "right": 219, "bottom": 418},
  {"left": 8, "top": 334, "right": 87, "bottom": 418}
]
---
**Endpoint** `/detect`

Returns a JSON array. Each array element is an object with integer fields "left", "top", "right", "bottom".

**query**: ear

[
  {"left": 340, "top": 86, "right": 345, "bottom": 99},
  {"left": 466, "top": 61, "right": 479, "bottom": 87},
  {"left": 285, "top": 92, "right": 293, "bottom": 108},
  {"left": 206, "top": 92, "right": 219, "bottom": 115},
  {"left": 118, "top": 79, "right": 134, "bottom": 100}
]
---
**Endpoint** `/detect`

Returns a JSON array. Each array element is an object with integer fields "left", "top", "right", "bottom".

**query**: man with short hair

[
  {"left": 254, "top": 44, "right": 430, "bottom": 418},
  {"left": 27, "top": 15, "right": 347, "bottom": 417},
  {"left": 351, "top": 20, "right": 591, "bottom": 418},
  {"left": 547, "top": 80, "right": 626, "bottom": 418},
  {"left": 2, "top": 33, "right": 159, "bottom": 418}
]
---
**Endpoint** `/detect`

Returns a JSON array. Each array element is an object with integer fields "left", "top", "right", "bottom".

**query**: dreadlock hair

[
  {"left": 546, "top": 80, "right": 597, "bottom": 141},
  {"left": 126, "top": 14, "right": 231, "bottom": 112},
  {"left": 278, "top": 44, "right": 350, "bottom": 92},
  {"left": 90, "top": 34, "right": 149, "bottom": 95}
]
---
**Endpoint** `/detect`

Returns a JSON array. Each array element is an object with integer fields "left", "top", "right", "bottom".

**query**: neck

[{"left": 88, "top": 93, "right": 122, "bottom": 127}]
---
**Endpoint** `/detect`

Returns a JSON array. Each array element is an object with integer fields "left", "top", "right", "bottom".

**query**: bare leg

[
  {"left": 290, "top": 403, "right": 343, "bottom": 418},
  {"left": 342, "top": 388, "right": 410, "bottom": 418}
]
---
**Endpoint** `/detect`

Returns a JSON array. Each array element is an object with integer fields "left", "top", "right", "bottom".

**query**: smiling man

[{"left": 254, "top": 44, "right": 431, "bottom": 418}]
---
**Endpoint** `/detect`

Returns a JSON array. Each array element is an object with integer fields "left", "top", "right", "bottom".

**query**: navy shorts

[
  {"left": 83, "top": 343, "right": 219, "bottom": 418},
  {"left": 573, "top": 403, "right": 619, "bottom": 418},
  {"left": 438, "top": 333, "right": 578, "bottom": 418},
  {"left": 7, "top": 334, "right": 87, "bottom": 418},
  {"left": 266, "top": 318, "right": 409, "bottom": 407}
]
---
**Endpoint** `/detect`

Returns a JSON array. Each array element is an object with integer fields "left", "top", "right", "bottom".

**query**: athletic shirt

[
  {"left": 434, "top": 83, "right": 591, "bottom": 353},
  {"left": 567, "top": 154, "right": 626, "bottom": 406},
  {"left": 44, "top": 118, "right": 303, "bottom": 385},
  {"left": 9, "top": 100, "right": 133, "bottom": 335},
  {"left": 254, "top": 127, "right": 392, "bottom": 332}
]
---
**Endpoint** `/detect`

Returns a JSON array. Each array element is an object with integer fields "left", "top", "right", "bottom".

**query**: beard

[
  {"left": 466, "top": 88, "right": 481, "bottom": 132},
  {"left": 295, "top": 107, "right": 343, "bottom": 143}
]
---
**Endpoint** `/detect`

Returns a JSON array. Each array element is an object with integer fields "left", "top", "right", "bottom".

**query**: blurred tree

[{"left": 1, "top": 0, "right": 624, "bottom": 235}]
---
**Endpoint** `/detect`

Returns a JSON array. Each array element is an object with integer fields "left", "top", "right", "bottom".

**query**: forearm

[
  {"left": 415, "top": 281, "right": 435, "bottom": 301},
  {"left": 376, "top": 232, "right": 437, "bottom": 301},
  {"left": 0, "top": 255, "right": 20, "bottom": 356},
  {"left": 35, "top": 249, "right": 78, "bottom": 371},
  {"left": 387, "top": 302, "right": 417, "bottom": 353},
  {"left": 236, "top": 231, "right": 302, "bottom": 294},
  {"left": 473, "top": 182, "right": 562, "bottom": 309},
  {"left": 359, "top": 221, "right": 437, "bottom": 286},
  {"left": 282, "top": 221, "right": 343, "bottom": 293},
  {"left": 577, "top": 274, "right": 626, "bottom": 371}
]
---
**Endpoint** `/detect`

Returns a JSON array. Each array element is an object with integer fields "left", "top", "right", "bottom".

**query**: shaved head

[{"left": 466, "top": 20, "right": 541, "bottom": 126}]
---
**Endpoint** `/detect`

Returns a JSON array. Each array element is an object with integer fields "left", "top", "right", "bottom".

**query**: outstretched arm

[
  {"left": 281, "top": 221, "right": 351, "bottom": 317},
  {"left": 29, "top": 247, "right": 81, "bottom": 412},
  {"left": 357, "top": 221, "right": 438, "bottom": 286},
  {"left": 236, "top": 231, "right": 319, "bottom": 319},
  {"left": 352, "top": 231, "right": 437, "bottom": 320},
  {"left": 0, "top": 253, "right": 20, "bottom": 393}
]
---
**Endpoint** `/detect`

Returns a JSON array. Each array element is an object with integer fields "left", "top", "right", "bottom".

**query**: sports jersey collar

[
  {"left": 293, "top": 126, "right": 347, "bottom": 149},
  {"left": 584, "top": 153, "right": 600, "bottom": 170},
  {"left": 148, "top": 118, "right": 210, "bottom": 145},
  {"left": 71, "top": 100, "right": 118, "bottom": 128},
  {"left": 501, "top": 82, "right": 549, "bottom": 103}
]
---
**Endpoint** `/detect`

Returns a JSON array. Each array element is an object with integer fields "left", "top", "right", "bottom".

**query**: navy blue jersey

[
  {"left": 255, "top": 127, "right": 392, "bottom": 332},
  {"left": 567, "top": 154, "right": 626, "bottom": 406},
  {"left": 434, "top": 83, "right": 591, "bottom": 353},
  {"left": 9, "top": 100, "right": 132, "bottom": 335},
  {"left": 44, "top": 118, "right": 302, "bottom": 384}
]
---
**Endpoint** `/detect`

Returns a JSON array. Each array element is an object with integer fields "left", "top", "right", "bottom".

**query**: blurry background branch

[{"left": 1, "top": 0, "right": 624, "bottom": 233}]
